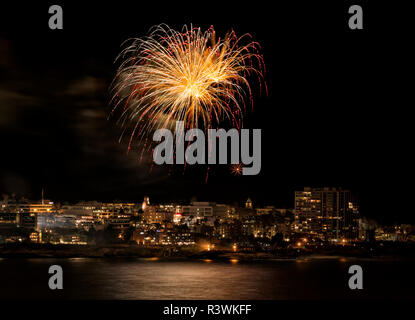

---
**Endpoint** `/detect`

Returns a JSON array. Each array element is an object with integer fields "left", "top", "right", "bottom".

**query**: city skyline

[{"left": 2, "top": 186, "right": 413, "bottom": 248}]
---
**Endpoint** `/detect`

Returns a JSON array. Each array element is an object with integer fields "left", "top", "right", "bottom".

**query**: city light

[{"left": 1, "top": 191, "right": 413, "bottom": 259}]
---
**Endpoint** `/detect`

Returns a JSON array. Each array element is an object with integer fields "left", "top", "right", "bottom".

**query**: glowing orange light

[{"left": 111, "top": 24, "right": 266, "bottom": 151}]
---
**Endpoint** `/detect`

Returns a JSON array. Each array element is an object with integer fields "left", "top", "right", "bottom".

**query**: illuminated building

[
  {"left": 213, "top": 204, "right": 233, "bottom": 217},
  {"left": 0, "top": 198, "right": 55, "bottom": 226},
  {"left": 30, "top": 232, "right": 41, "bottom": 243},
  {"left": 0, "top": 199, "right": 35, "bottom": 228},
  {"left": 29, "top": 201, "right": 54, "bottom": 214},
  {"left": 17, "top": 212, "right": 36, "bottom": 229},
  {"left": 97, "top": 202, "right": 136, "bottom": 223},
  {"left": 61, "top": 201, "right": 101, "bottom": 229},
  {"left": 294, "top": 187, "right": 359, "bottom": 240},
  {"left": 173, "top": 212, "right": 183, "bottom": 224},
  {"left": 54, "top": 215, "right": 77, "bottom": 229},
  {"left": 0, "top": 198, "right": 56, "bottom": 230},
  {"left": 108, "top": 212, "right": 131, "bottom": 229},
  {"left": 182, "top": 202, "right": 213, "bottom": 218},
  {"left": 60, "top": 201, "right": 137, "bottom": 229},
  {"left": 0, "top": 199, "right": 30, "bottom": 214},
  {"left": 256, "top": 206, "right": 275, "bottom": 215},
  {"left": 30, "top": 200, "right": 55, "bottom": 231},
  {"left": 143, "top": 204, "right": 175, "bottom": 224},
  {"left": 142, "top": 196, "right": 150, "bottom": 211},
  {"left": 245, "top": 198, "right": 253, "bottom": 209},
  {"left": 0, "top": 212, "right": 17, "bottom": 226},
  {"left": 50, "top": 234, "right": 88, "bottom": 245}
]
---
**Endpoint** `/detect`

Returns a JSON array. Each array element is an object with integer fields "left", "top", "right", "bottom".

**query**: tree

[{"left": 271, "top": 232, "right": 286, "bottom": 248}]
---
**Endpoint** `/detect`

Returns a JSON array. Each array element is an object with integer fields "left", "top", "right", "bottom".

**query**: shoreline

[{"left": 1, "top": 244, "right": 414, "bottom": 261}]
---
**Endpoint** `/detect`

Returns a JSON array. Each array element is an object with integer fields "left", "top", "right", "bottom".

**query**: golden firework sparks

[
  {"left": 230, "top": 163, "right": 243, "bottom": 176},
  {"left": 110, "top": 24, "right": 266, "bottom": 151}
]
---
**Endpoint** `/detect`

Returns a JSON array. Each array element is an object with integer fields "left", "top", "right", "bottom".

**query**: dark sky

[{"left": 0, "top": 1, "right": 413, "bottom": 223}]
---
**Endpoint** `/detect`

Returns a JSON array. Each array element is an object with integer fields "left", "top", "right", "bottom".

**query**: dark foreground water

[{"left": 0, "top": 257, "right": 414, "bottom": 299}]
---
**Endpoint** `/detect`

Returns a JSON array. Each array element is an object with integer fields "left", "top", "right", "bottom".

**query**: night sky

[{"left": 0, "top": 1, "right": 413, "bottom": 223}]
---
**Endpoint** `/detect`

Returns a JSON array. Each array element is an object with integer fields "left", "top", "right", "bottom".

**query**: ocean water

[{"left": 0, "top": 257, "right": 414, "bottom": 299}]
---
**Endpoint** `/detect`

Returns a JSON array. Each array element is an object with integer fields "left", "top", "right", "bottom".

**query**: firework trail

[{"left": 110, "top": 24, "right": 266, "bottom": 152}]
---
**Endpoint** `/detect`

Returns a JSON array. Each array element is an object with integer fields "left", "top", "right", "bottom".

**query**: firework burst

[
  {"left": 230, "top": 163, "right": 243, "bottom": 176},
  {"left": 110, "top": 24, "right": 266, "bottom": 150}
]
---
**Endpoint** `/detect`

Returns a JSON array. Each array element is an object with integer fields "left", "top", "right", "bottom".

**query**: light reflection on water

[{"left": 0, "top": 258, "right": 414, "bottom": 299}]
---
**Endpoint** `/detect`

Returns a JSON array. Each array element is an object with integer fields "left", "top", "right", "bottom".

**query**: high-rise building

[{"left": 294, "top": 187, "right": 359, "bottom": 240}]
